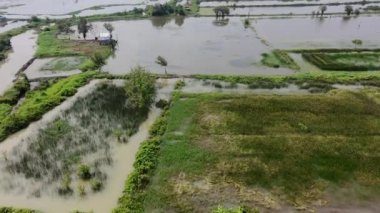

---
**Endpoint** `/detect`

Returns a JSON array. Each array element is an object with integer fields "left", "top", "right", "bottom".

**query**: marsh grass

[
  {"left": 142, "top": 91, "right": 380, "bottom": 212},
  {"left": 3, "top": 83, "right": 149, "bottom": 196}
]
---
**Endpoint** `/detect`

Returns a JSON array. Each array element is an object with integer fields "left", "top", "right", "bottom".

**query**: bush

[{"left": 125, "top": 66, "right": 156, "bottom": 110}]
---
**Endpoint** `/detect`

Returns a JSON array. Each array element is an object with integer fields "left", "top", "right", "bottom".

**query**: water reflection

[
  {"left": 174, "top": 16, "right": 185, "bottom": 27},
  {"left": 151, "top": 16, "right": 174, "bottom": 28},
  {"left": 212, "top": 18, "right": 230, "bottom": 27}
]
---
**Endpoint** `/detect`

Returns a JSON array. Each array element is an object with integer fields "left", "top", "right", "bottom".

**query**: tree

[
  {"left": 103, "top": 23, "right": 114, "bottom": 37},
  {"left": 345, "top": 5, "right": 354, "bottom": 16},
  {"left": 156, "top": 56, "right": 168, "bottom": 74},
  {"left": 57, "top": 19, "right": 74, "bottom": 35},
  {"left": 320, "top": 5, "right": 327, "bottom": 16},
  {"left": 77, "top": 17, "right": 92, "bottom": 40},
  {"left": 214, "top": 6, "right": 230, "bottom": 19},
  {"left": 352, "top": 39, "right": 363, "bottom": 48},
  {"left": 354, "top": 8, "right": 361, "bottom": 16},
  {"left": 124, "top": 66, "right": 156, "bottom": 110}
]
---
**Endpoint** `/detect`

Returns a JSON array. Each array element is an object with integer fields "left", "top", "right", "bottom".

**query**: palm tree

[{"left": 156, "top": 56, "right": 168, "bottom": 74}]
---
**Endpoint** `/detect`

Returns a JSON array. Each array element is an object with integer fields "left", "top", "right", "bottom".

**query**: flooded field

[
  {"left": 200, "top": 0, "right": 380, "bottom": 7},
  {"left": 0, "top": 0, "right": 170, "bottom": 17},
  {"left": 226, "top": 4, "right": 379, "bottom": 15},
  {"left": 0, "top": 30, "right": 36, "bottom": 95},
  {"left": 101, "top": 17, "right": 292, "bottom": 75},
  {"left": 0, "top": 20, "right": 26, "bottom": 33},
  {"left": 253, "top": 15, "right": 380, "bottom": 49}
]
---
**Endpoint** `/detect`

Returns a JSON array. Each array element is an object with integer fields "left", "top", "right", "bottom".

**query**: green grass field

[
  {"left": 140, "top": 90, "right": 380, "bottom": 212},
  {"left": 35, "top": 29, "right": 111, "bottom": 58}
]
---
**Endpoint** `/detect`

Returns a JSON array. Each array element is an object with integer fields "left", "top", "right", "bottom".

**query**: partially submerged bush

[
  {"left": 77, "top": 164, "right": 91, "bottom": 180},
  {"left": 174, "top": 80, "right": 186, "bottom": 90},
  {"left": 90, "top": 179, "right": 103, "bottom": 192},
  {"left": 155, "top": 99, "right": 169, "bottom": 109}
]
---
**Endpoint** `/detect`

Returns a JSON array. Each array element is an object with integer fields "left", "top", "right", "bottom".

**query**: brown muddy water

[
  {"left": 100, "top": 17, "right": 293, "bottom": 75},
  {"left": 0, "top": 30, "right": 36, "bottom": 95}
]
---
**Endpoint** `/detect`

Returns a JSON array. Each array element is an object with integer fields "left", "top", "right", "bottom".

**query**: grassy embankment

[
  {"left": 35, "top": 28, "right": 112, "bottom": 71},
  {"left": 261, "top": 49, "right": 300, "bottom": 70},
  {"left": 302, "top": 51, "right": 380, "bottom": 71},
  {"left": 0, "top": 71, "right": 98, "bottom": 142},
  {"left": 120, "top": 90, "right": 380, "bottom": 212}
]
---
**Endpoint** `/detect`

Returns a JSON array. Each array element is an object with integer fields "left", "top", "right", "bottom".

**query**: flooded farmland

[
  {"left": 253, "top": 15, "right": 380, "bottom": 49},
  {"left": 102, "top": 17, "right": 293, "bottom": 75},
  {"left": 0, "top": 0, "right": 379, "bottom": 211},
  {"left": 0, "top": 79, "right": 172, "bottom": 213}
]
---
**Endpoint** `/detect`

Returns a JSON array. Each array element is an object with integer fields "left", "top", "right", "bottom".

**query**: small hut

[{"left": 98, "top": 32, "right": 112, "bottom": 45}]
